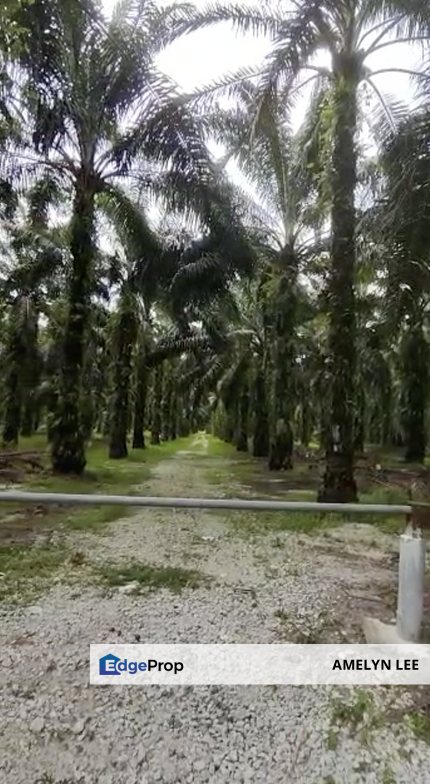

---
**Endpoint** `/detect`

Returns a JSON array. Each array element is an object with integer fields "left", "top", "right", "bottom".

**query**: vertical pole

[{"left": 396, "top": 520, "right": 426, "bottom": 641}]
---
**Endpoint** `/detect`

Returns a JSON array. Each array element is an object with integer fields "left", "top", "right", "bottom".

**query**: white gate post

[{"left": 396, "top": 521, "right": 426, "bottom": 642}]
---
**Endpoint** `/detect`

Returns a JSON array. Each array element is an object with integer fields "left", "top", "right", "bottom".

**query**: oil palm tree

[
  {"left": 4, "top": 0, "right": 249, "bottom": 474},
  {"left": 209, "top": 85, "right": 325, "bottom": 468},
  {"left": 107, "top": 283, "right": 140, "bottom": 459},
  {"left": 0, "top": 185, "right": 66, "bottom": 444},
  {"left": 104, "top": 182, "right": 255, "bottom": 458},
  {"left": 377, "top": 109, "right": 430, "bottom": 461},
  {"left": 167, "top": 0, "right": 430, "bottom": 499}
]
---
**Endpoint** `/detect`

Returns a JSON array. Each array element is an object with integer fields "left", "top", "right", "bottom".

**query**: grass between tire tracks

[{"left": 97, "top": 562, "right": 210, "bottom": 593}]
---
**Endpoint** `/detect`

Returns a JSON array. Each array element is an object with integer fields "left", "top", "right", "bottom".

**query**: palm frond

[
  {"left": 363, "top": 80, "right": 411, "bottom": 143},
  {"left": 0, "top": 179, "right": 18, "bottom": 220},
  {"left": 164, "top": 2, "right": 284, "bottom": 41},
  {"left": 97, "top": 183, "right": 161, "bottom": 260},
  {"left": 96, "top": 183, "right": 173, "bottom": 300},
  {"left": 28, "top": 173, "right": 64, "bottom": 226},
  {"left": 251, "top": 0, "right": 329, "bottom": 114},
  {"left": 146, "top": 331, "right": 212, "bottom": 367}
]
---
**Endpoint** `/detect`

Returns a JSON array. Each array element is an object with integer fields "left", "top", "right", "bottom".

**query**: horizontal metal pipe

[{"left": 0, "top": 491, "right": 413, "bottom": 515}]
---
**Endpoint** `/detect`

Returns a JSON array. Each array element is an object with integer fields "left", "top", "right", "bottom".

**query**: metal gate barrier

[{"left": 0, "top": 491, "right": 426, "bottom": 643}]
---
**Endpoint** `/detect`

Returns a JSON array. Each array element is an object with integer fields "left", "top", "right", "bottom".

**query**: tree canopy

[{"left": 0, "top": 0, "right": 430, "bottom": 503}]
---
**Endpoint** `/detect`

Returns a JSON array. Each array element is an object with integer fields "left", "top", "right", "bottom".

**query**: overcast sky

[
  {"left": 102, "top": 0, "right": 422, "bottom": 163},
  {"left": 99, "top": 0, "right": 423, "bottom": 231},
  {"left": 101, "top": 0, "right": 420, "bottom": 99}
]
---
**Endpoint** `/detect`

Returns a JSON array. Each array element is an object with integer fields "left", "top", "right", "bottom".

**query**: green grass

[
  {"left": 97, "top": 562, "right": 209, "bottom": 593},
  {"left": 331, "top": 690, "right": 376, "bottom": 730},
  {"left": 194, "top": 433, "right": 252, "bottom": 462},
  {"left": 0, "top": 543, "right": 67, "bottom": 602},
  {"left": 226, "top": 509, "right": 345, "bottom": 535},
  {"left": 198, "top": 438, "right": 408, "bottom": 535},
  {"left": 202, "top": 435, "right": 240, "bottom": 458},
  {"left": 347, "top": 486, "right": 411, "bottom": 534},
  {"left": 126, "top": 436, "right": 194, "bottom": 463},
  {"left": 381, "top": 767, "right": 396, "bottom": 784},
  {"left": 327, "top": 728, "right": 339, "bottom": 751},
  {"left": 330, "top": 690, "right": 385, "bottom": 745},
  {"left": 1, "top": 434, "right": 193, "bottom": 533},
  {"left": 227, "top": 496, "right": 405, "bottom": 534},
  {"left": 405, "top": 709, "right": 430, "bottom": 744}
]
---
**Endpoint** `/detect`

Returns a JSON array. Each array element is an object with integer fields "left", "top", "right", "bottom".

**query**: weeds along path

[{"left": 1, "top": 437, "right": 430, "bottom": 783}]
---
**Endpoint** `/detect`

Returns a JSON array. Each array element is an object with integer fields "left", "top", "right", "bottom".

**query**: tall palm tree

[
  {"left": 0, "top": 185, "right": 65, "bottom": 444},
  {"left": 167, "top": 0, "right": 430, "bottom": 500},
  {"left": 107, "top": 283, "right": 140, "bottom": 459},
  {"left": 103, "top": 181, "right": 255, "bottom": 458},
  {"left": 3, "top": 0, "right": 248, "bottom": 474},
  {"left": 209, "top": 85, "right": 324, "bottom": 468},
  {"left": 377, "top": 110, "right": 430, "bottom": 461},
  {"left": 132, "top": 332, "right": 152, "bottom": 449}
]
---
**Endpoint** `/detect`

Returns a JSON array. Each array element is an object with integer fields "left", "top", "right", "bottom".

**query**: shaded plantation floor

[{"left": 1, "top": 433, "right": 430, "bottom": 784}]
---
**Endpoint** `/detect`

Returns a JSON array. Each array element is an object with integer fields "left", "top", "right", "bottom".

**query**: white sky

[{"left": 103, "top": 0, "right": 271, "bottom": 91}]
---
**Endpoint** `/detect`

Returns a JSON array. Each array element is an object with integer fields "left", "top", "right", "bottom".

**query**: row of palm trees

[
  {"left": 1, "top": 0, "right": 256, "bottom": 470},
  {"left": 1, "top": 0, "right": 430, "bottom": 503},
  {"left": 172, "top": 0, "right": 430, "bottom": 501}
]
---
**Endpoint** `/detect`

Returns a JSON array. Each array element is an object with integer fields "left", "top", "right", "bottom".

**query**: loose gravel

[{"left": 1, "top": 435, "right": 430, "bottom": 784}]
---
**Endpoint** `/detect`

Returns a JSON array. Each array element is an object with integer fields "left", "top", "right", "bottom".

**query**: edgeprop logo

[{"left": 99, "top": 653, "right": 184, "bottom": 676}]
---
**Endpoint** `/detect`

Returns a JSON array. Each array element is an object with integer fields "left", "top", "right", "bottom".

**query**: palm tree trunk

[
  {"left": 81, "top": 351, "right": 96, "bottom": 442},
  {"left": 177, "top": 393, "right": 191, "bottom": 437},
  {"left": 151, "top": 364, "right": 163, "bottom": 445},
  {"left": 224, "top": 412, "right": 235, "bottom": 443},
  {"left": 132, "top": 356, "right": 147, "bottom": 449},
  {"left": 3, "top": 364, "right": 21, "bottom": 446},
  {"left": 161, "top": 362, "right": 176, "bottom": 440},
  {"left": 354, "top": 379, "right": 365, "bottom": 454},
  {"left": 401, "top": 325, "right": 429, "bottom": 463},
  {"left": 252, "top": 366, "right": 269, "bottom": 457},
  {"left": 3, "top": 329, "right": 23, "bottom": 445},
  {"left": 268, "top": 267, "right": 296, "bottom": 471},
  {"left": 300, "top": 399, "right": 312, "bottom": 448},
  {"left": 51, "top": 182, "right": 94, "bottom": 474},
  {"left": 318, "top": 66, "right": 358, "bottom": 502},
  {"left": 169, "top": 364, "right": 178, "bottom": 441},
  {"left": 3, "top": 297, "right": 38, "bottom": 445},
  {"left": 19, "top": 310, "right": 40, "bottom": 439},
  {"left": 381, "top": 393, "right": 392, "bottom": 447},
  {"left": 269, "top": 419, "right": 293, "bottom": 470},
  {"left": 34, "top": 407, "right": 41, "bottom": 433},
  {"left": 108, "top": 290, "right": 137, "bottom": 459},
  {"left": 20, "top": 403, "right": 34, "bottom": 438},
  {"left": 169, "top": 394, "right": 177, "bottom": 440},
  {"left": 236, "top": 384, "right": 249, "bottom": 452},
  {"left": 47, "top": 389, "right": 58, "bottom": 443},
  {"left": 108, "top": 297, "right": 136, "bottom": 459}
]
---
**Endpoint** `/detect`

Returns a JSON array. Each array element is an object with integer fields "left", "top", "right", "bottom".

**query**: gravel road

[{"left": 1, "top": 435, "right": 429, "bottom": 784}]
